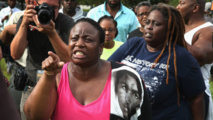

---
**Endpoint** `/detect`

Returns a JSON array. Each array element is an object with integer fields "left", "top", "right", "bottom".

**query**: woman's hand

[{"left": 42, "top": 51, "right": 64, "bottom": 76}]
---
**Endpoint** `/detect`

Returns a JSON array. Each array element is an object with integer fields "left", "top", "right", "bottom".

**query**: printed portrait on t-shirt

[
  {"left": 121, "top": 58, "right": 168, "bottom": 105},
  {"left": 110, "top": 66, "right": 144, "bottom": 120},
  {"left": 140, "top": 67, "right": 164, "bottom": 105}
]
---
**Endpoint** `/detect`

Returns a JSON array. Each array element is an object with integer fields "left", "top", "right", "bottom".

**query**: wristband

[{"left": 44, "top": 71, "right": 55, "bottom": 76}]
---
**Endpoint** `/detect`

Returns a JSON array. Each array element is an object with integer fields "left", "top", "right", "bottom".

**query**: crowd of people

[{"left": 0, "top": 0, "right": 212, "bottom": 120}]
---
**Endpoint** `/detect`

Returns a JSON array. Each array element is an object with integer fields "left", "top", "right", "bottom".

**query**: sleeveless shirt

[{"left": 51, "top": 63, "right": 111, "bottom": 120}]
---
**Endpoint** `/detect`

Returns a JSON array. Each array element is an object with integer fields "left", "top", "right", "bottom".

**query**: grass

[
  {"left": 0, "top": 58, "right": 11, "bottom": 81},
  {"left": 210, "top": 80, "right": 213, "bottom": 99}
]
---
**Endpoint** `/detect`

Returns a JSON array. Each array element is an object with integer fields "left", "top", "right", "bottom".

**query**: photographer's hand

[
  {"left": 30, "top": 15, "right": 56, "bottom": 36},
  {"left": 30, "top": 15, "right": 70, "bottom": 63},
  {"left": 22, "top": 5, "right": 37, "bottom": 26},
  {"left": 11, "top": 5, "right": 37, "bottom": 60}
]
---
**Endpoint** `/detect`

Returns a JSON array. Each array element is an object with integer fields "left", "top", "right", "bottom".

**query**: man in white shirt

[
  {"left": 177, "top": 0, "right": 213, "bottom": 120},
  {"left": 0, "top": 0, "right": 32, "bottom": 114},
  {"left": 59, "top": 0, "right": 84, "bottom": 22},
  {"left": 0, "top": 0, "right": 20, "bottom": 32}
]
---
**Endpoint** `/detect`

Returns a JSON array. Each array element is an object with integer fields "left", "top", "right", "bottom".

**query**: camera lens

[
  {"left": 38, "top": 10, "right": 51, "bottom": 24},
  {"left": 34, "top": 3, "right": 55, "bottom": 25}
]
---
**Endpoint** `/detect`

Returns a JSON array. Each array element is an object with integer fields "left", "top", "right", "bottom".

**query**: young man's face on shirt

[{"left": 117, "top": 74, "right": 141, "bottom": 119}]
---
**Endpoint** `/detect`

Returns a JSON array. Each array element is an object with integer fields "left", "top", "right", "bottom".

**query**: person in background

[
  {"left": 23, "top": 18, "right": 152, "bottom": 120},
  {"left": 204, "top": 2, "right": 213, "bottom": 23},
  {"left": 128, "top": 1, "right": 151, "bottom": 40},
  {"left": 108, "top": 4, "right": 206, "bottom": 120},
  {"left": 0, "top": 0, "right": 34, "bottom": 112},
  {"left": 87, "top": 0, "right": 140, "bottom": 42},
  {"left": 0, "top": 0, "right": 36, "bottom": 45},
  {"left": 0, "top": 46, "right": 2, "bottom": 60},
  {"left": 10, "top": 0, "right": 74, "bottom": 119},
  {"left": 133, "top": 5, "right": 137, "bottom": 15},
  {"left": 97, "top": 15, "right": 123, "bottom": 60},
  {"left": 177, "top": 0, "right": 213, "bottom": 119},
  {"left": 59, "top": 0, "right": 84, "bottom": 22},
  {"left": 0, "top": 0, "right": 21, "bottom": 75},
  {"left": 0, "top": 70, "right": 21, "bottom": 120},
  {"left": 0, "top": 0, "right": 20, "bottom": 32}
]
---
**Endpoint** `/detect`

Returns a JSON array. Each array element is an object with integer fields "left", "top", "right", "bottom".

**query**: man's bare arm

[
  {"left": 189, "top": 92, "right": 205, "bottom": 120},
  {"left": 10, "top": 5, "right": 36, "bottom": 60},
  {"left": 0, "top": 24, "right": 16, "bottom": 46},
  {"left": 187, "top": 27, "right": 213, "bottom": 66}
]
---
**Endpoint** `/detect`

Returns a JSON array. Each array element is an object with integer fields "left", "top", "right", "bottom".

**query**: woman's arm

[
  {"left": 189, "top": 92, "right": 205, "bottom": 120},
  {"left": 24, "top": 73, "right": 58, "bottom": 119},
  {"left": 0, "top": 72, "right": 21, "bottom": 120},
  {"left": 24, "top": 52, "right": 64, "bottom": 119}
]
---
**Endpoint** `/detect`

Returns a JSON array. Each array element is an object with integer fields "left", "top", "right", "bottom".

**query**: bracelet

[{"left": 44, "top": 71, "right": 56, "bottom": 76}]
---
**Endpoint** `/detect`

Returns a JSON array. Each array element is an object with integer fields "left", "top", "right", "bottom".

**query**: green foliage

[
  {"left": 169, "top": 0, "right": 179, "bottom": 7},
  {"left": 210, "top": 80, "right": 213, "bottom": 99},
  {"left": 0, "top": 59, "right": 11, "bottom": 82},
  {"left": 150, "top": 0, "right": 169, "bottom": 5},
  {"left": 169, "top": 0, "right": 213, "bottom": 7}
]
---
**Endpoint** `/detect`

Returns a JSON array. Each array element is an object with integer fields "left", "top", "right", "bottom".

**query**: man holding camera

[{"left": 10, "top": 0, "right": 74, "bottom": 119}]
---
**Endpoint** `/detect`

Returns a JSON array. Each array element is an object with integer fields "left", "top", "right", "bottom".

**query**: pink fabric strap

[{"left": 52, "top": 63, "right": 111, "bottom": 120}]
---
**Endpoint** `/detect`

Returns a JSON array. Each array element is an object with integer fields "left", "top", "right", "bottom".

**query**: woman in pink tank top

[{"left": 23, "top": 18, "right": 151, "bottom": 120}]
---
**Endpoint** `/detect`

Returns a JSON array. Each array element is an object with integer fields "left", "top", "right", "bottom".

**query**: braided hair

[{"left": 149, "top": 4, "right": 187, "bottom": 106}]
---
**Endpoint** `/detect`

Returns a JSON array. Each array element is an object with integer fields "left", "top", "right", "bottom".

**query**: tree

[{"left": 150, "top": 0, "right": 169, "bottom": 5}]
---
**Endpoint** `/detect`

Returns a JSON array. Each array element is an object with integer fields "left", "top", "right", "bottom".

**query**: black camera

[{"left": 35, "top": 3, "right": 55, "bottom": 25}]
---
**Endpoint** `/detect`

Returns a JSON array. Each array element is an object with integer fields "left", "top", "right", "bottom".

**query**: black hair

[
  {"left": 136, "top": 1, "right": 151, "bottom": 13},
  {"left": 97, "top": 15, "right": 118, "bottom": 38},
  {"left": 114, "top": 70, "right": 142, "bottom": 100},
  {"left": 74, "top": 18, "right": 105, "bottom": 44}
]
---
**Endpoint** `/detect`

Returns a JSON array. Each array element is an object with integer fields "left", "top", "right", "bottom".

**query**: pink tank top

[{"left": 51, "top": 63, "right": 111, "bottom": 120}]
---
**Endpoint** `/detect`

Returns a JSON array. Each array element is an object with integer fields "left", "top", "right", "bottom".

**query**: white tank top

[{"left": 184, "top": 22, "right": 213, "bottom": 120}]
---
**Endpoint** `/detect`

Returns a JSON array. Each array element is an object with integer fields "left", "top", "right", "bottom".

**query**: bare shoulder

[
  {"left": 100, "top": 60, "right": 111, "bottom": 73},
  {"left": 103, "top": 60, "right": 111, "bottom": 67},
  {"left": 192, "top": 26, "right": 213, "bottom": 44},
  {"left": 56, "top": 73, "right": 61, "bottom": 87},
  {"left": 196, "top": 25, "right": 213, "bottom": 36}
]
